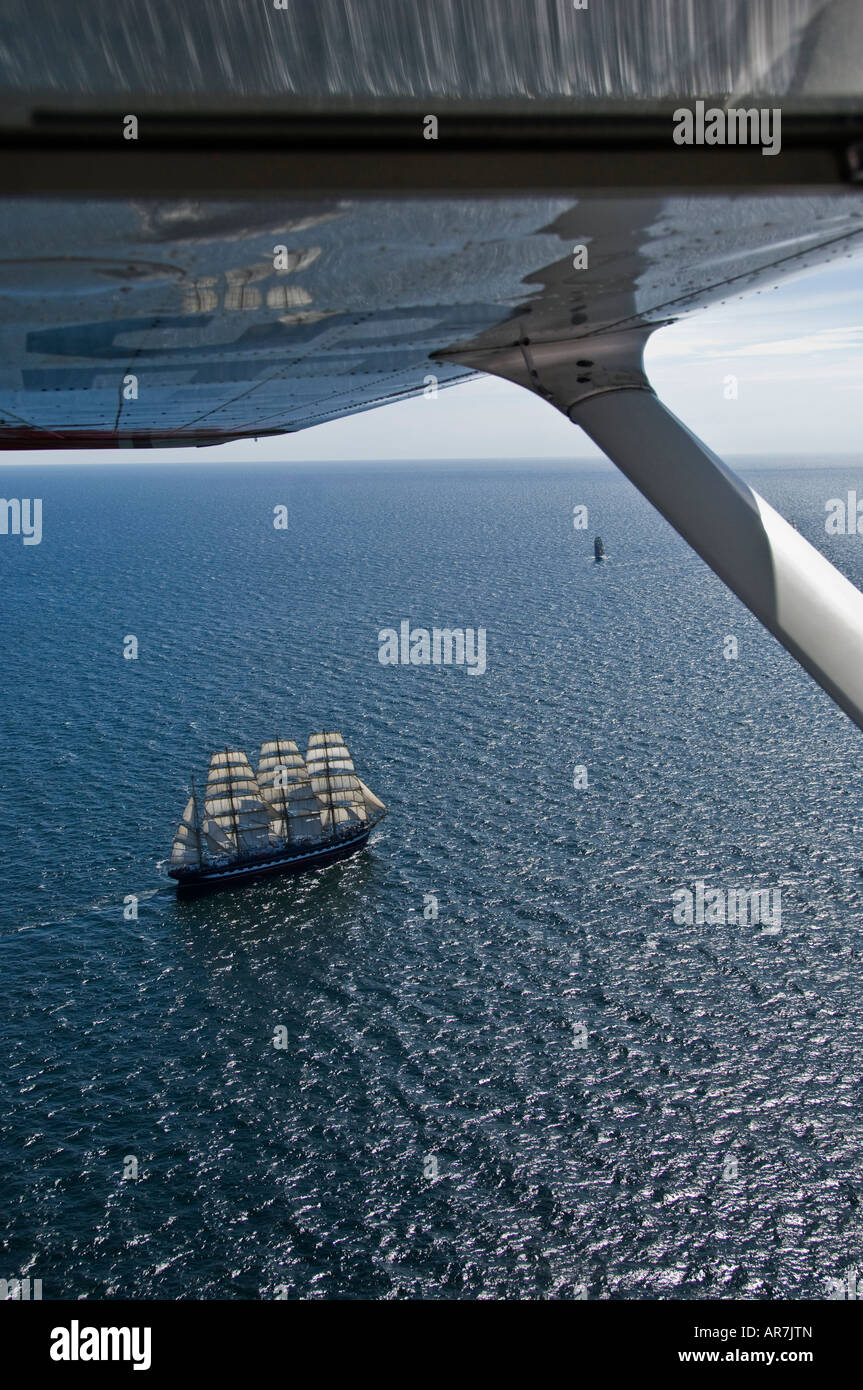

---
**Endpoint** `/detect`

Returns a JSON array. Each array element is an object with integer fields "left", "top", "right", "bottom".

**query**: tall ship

[{"left": 168, "top": 732, "right": 386, "bottom": 892}]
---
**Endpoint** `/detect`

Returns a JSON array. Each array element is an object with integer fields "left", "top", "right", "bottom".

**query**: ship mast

[
  {"left": 190, "top": 773, "right": 203, "bottom": 867},
  {"left": 203, "top": 749, "right": 271, "bottom": 861},
  {"left": 272, "top": 738, "right": 293, "bottom": 844},
  {"left": 225, "top": 746, "right": 241, "bottom": 856},
  {"left": 322, "top": 729, "right": 336, "bottom": 836},
  {"left": 280, "top": 761, "right": 293, "bottom": 844},
  {"left": 256, "top": 739, "right": 322, "bottom": 843}
]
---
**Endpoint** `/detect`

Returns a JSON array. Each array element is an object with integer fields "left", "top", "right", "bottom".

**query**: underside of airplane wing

[
  {"left": 0, "top": 192, "right": 861, "bottom": 447},
  {"left": 1, "top": 0, "right": 863, "bottom": 447}
]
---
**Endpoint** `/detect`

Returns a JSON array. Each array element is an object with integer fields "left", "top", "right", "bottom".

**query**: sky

[{"left": 4, "top": 250, "right": 863, "bottom": 468}]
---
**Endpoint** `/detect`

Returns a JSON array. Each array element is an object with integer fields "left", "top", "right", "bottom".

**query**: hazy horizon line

[{"left": 1, "top": 452, "right": 861, "bottom": 470}]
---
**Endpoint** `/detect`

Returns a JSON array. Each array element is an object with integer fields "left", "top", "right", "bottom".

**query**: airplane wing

[
  {"left": 1, "top": 191, "right": 861, "bottom": 447},
  {"left": 0, "top": 0, "right": 862, "bottom": 447},
  {"left": 3, "top": 0, "right": 863, "bottom": 728}
]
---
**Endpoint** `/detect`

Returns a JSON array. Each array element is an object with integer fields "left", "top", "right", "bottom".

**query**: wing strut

[{"left": 450, "top": 332, "right": 863, "bottom": 732}]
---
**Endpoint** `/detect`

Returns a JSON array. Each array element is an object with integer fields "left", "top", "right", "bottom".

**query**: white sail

[
  {"left": 356, "top": 777, "right": 386, "bottom": 814},
  {"left": 204, "top": 749, "right": 271, "bottom": 856},
  {"left": 305, "top": 731, "right": 368, "bottom": 829},
  {"left": 203, "top": 817, "right": 234, "bottom": 853},
  {"left": 171, "top": 795, "right": 201, "bottom": 865},
  {"left": 286, "top": 782, "right": 325, "bottom": 840},
  {"left": 258, "top": 739, "right": 307, "bottom": 778},
  {"left": 256, "top": 738, "right": 326, "bottom": 841}
]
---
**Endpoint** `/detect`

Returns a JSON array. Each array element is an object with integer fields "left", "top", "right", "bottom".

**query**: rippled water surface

[{"left": 2, "top": 459, "right": 863, "bottom": 1299}]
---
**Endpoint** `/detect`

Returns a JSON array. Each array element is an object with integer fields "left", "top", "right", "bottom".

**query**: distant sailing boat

[
  {"left": 594, "top": 535, "right": 606, "bottom": 562},
  {"left": 168, "top": 732, "right": 386, "bottom": 892}
]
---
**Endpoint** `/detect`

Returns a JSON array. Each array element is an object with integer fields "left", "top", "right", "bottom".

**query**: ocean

[{"left": 2, "top": 458, "right": 863, "bottom": 1299}]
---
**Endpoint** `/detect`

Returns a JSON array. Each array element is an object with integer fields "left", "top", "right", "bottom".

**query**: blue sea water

[{"left": 2, "top": 457, "right": 863, "bottom": 1300}]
